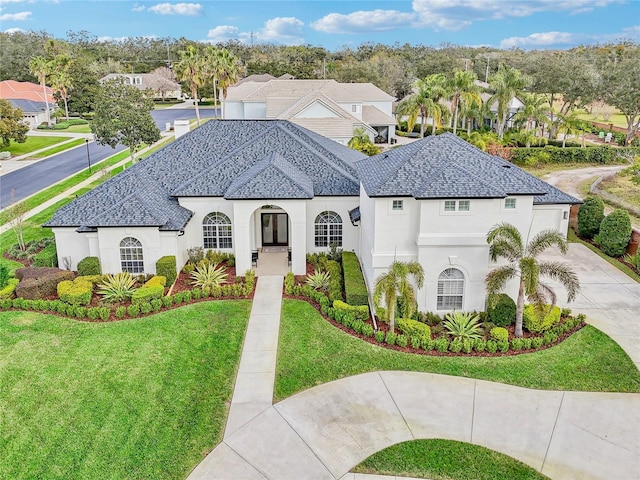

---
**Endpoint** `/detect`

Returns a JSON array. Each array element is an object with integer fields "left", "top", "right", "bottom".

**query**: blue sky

[{"left": 1, "top": 0, "right": 638, "bottom": 50}]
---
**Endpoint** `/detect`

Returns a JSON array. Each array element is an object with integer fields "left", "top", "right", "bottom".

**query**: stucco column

[
  {"left": 291, "top": 217, "right": 306, "bottom": 275},
  {"left": 234, "top": 216, "right": 251, "bottom": 275}
]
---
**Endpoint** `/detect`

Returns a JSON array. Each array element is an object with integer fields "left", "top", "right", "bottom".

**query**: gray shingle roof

[
  {"left": 355, "top": 133, "right": 580, "bottom": 204},
  {"left": 7, "top": 98, "right": 46, "bottom": 113},
  {"left": 45, "top": 120, "right": 364, "bottom": 231}
]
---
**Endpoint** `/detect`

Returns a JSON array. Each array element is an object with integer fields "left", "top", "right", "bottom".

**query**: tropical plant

[
  {"left": 348, "top": 127, "right": 381, "bottom": 155},
  {"left": 29, "top": 55, "right": 52, "bottom": 125},
  {"left": 214, "top": 48, "right": 239, "bottom": 118},
  {"left": 486, "top": 222, "right": 580, "bottom": 337},
  {"left": 49, "top": 54, "right": 73, "bottom": 120},
  {"left": 305, "top": 269, "right": 331, "bottom": 290},
  {"left": 373, "top": 261, "right": 425, "bottom": 333},
  {"left": 98, "top": 272, "right": 137, "bottom": 302},
  {"left": 512, "top": 93, "right": 549, "bottom": 145},
  {"left": 174, "top": 45, "right": 205, "bottom": 125},
  {"left": 487, "top": 65, "right": 530, "bottom": 138},
  {"left": 448, "top": 70, "right": 482, "bottom": 135},
  {"left": 577, "top": 196, "right": 605, "bottom": 239},
  {"left": 443, "top": 311, "right": 484, "bottom": 340},
  {"left": 190, "top": 262, "right": 228, "bottom": 289},
  {"left": 598, "top": 209, "right": 632, "bottom": 257},
  {"left": 555, "top": 110, "right": 586, "bottom": 147},
  {"left": 396, "top": 74, "right": 448, "bottom": 137}
]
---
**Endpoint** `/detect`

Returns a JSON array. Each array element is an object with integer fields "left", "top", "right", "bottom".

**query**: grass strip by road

[
  {"left": 0, "top": 300, "right": 251, "bottom": 480},
  {"left": 274, "top": 300, "right": 640, "bottom": 402},
  {"left": 567, "top": 229, "right": 640, "bottom": 282},
  {"left": 25, "top": 138, "right": 86, "bottom": 159},
  {"left": 352, "top": 439, "right": 547, "bottom": 480},
  {"left": 0, "top": 135, "right": 72, "bottom": 156}
]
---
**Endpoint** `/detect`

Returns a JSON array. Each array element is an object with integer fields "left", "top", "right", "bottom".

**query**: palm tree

[
  {"left": 348, "top": 127, "right": 381, "bottom": 155},
  {"left": 555, "top": 110, "right": 585, "bottom": 147},
  {"left": 29, "top": 56, "right": 52, "bottom": 126},
  {"left": 396, "top": 74, "right": 448, "bottom": 137},
  {"left": 373, "top": 260, "right": 425, "bottom": 333},
  {"left": 513, "top": 93, "right": 549, "bottom": 141},
  {"left": 486, "top": 223, "right": 580, "bottom": 337},
  {"left": 448, "top": 70, "right": 482, "bottom": 135},
  {"left": 174, "top": 45, "right": 205, "bottom": 126},
  {"left": 488, "top": 65, "right": 530, "bottom": 139},
  {"left": 50, "top": 55, "right": 73, "bottom": 120},
  {"left": 203, "top": 45, "right": 221, "bottom": 117},
  {"left": 214, "top": 48, "right": 239, "bottom": 118}
]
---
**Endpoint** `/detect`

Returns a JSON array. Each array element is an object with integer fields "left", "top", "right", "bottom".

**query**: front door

[{"left": 261, "top": 213, "right": 288, "bottom": 246}]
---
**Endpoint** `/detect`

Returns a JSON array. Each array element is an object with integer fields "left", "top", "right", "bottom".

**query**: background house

[
  {"left": 224, "top": 79, "right": 397, "bottom": 145},
  {"left": 0, "top": 80, "right": 57, "bottom": 127},
  {"left": 100, "top": 73, "right": 182, "bottom": 100},
  {"left": 5, "top": 99, "right": 49, "bottom": 129}
]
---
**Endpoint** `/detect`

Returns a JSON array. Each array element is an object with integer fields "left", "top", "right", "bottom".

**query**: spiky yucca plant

[
  {"left": 305, "top": 269, "right": 330, "bottom": 290},
  {"left": 98, "top": 272, "right": 137, "bottom": 302},
  {"left": 443, "top": 311, "right": 484, "bottom": 340},
  {"left": 190, "top": 262, "right": 228, "bottom": 289}
]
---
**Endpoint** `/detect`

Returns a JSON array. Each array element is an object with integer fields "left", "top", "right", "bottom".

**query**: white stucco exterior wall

[
  {"left": 224, "top": 101, "right": 244, "bottom": 119},
  {"left": 243, "top": 102, "right": 266, "bottom": 119}
]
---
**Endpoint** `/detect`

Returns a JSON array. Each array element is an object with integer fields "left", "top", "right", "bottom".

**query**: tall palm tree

[
  {"left": 29, "top": 56, "right": 52, "bottom": 126},
  {"left": 203, "top": 45, "right": 221, "bottom": 117},
  {"left": 486, "top": 223, "right": 580, "bottom": 337},
  {"left": 174, "top": 45, "right": 205, "bottom": 126},
  {"left": 448, "top": 70, "right": 482, "bottom": 135},
  {"left": 488, "top": 65, "right": 530, "bottom": 139},
  {"left": 373, "top": 260, "right": 425, "bottom": 333},
  {"left": 396, "top": 74, "right": 448, "bottom": 137},
  {"left": 50, "top": 55, "right": 73, "bottom": 120},
  {"left": 555, "top": 110, "right": 585, "bottom": 147},
  {"left": 513, "top": 93, "right": 549, "bottom": 136},
  {"left": 214, "top": 48, "right": 239, "bottom": 118}
]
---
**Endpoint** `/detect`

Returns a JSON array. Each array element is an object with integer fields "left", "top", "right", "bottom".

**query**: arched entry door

[{"left": 261, "top": 212, "right": 288, "bottom": 246}]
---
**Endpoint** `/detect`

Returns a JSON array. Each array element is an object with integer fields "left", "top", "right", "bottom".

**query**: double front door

[{"left": 261, "top": 213, "right": 288, "bottom": 246}]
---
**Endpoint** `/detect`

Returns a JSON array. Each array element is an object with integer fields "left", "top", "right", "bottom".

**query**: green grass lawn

[
  {"left": 0, "top": 136, "right": 72, "bottom": 156},
  {"left": 275, "top": 300, "right": 640, "bottom": 401},
  {"left": 353, "top": 439, "right": 548, "bottom": 480},
  {"left": 26, "top": 138, "right": 86, "bottom": 159},
  {"left": 0, "top": 300, "right": 251, "bottom": 480}
]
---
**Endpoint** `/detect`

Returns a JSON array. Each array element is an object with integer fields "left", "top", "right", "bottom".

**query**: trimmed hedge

[
  {"left": 490, "top": 327, "right": 509, "bottom": 342},
  {"left": 487, "top": 293, "right": 516, "bottom": 327},
  {"left": 523, "top": 304, "right": 561, "bottom": 333},
  {"left": 143, "top": 275, "right": 167, "bottom": 287},
  {"left": 132, "top": 285, "right": 164, "bottom": 305},
  {"left": 32, "top": 243, "right": 58, "bottom": 267},
  {"left": 333, "top": 299, "right": 369, "bottom": 321},
  {"left": 577, "top": 196, "right": 605, "bottom": 239},
  {"left": 156, "top": 255, "right": 177, "bottom": 285},
  {"left": 510, "top": 145, "right": 640, "bottom": 165},
  {"left": 14, "top": 268, "right": 74, "bottom": 300},
  {"left": 57, "top": 278, "right": 93, "bottom": 306},
  {"left": 598, "top": 209, "right": 632, "bottom": 257},
  {"left": 0, "top": 278, "right": 19, "bottom": 299},
  {"left": 326, "top": 260, "right": 343, "bottom": 303},
  {"left": 77, "top": 256, "right": 101, "bottom": 276},
  {"left": 397, "top": 318, "right": 431, "bottom": 340},
  {"left": 342, "top": 251, "right": 368, "bottom": 306}
]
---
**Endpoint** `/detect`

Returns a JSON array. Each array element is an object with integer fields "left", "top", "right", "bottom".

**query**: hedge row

[
  {"left": 510, "top": 146, "right": 640, "bottom": 165},
  {"left": 342, "top": 251, "right": 368, "bottom": 306}
]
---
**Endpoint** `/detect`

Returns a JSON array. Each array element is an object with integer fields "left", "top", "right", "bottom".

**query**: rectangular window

[
  {"left": 444, "top": 200, "right": 456, "bottom": 212},
  {"left": 505, "top": 198, "right": 517, "bottom": 209},
  {"left": 392, "top": 200, "right": 403, "bottom": 211},
  {"left": 444, "top": 200, "right": 470, "bottom": 212},
  {"left": 458, "top": 200, "right": 470, "bottom": 211},
  {"left": 352, "top": 104, "right": 357, "bottom": 112},
  {"left": 563, "top": 211, "right": 569, "bottom": 220}
]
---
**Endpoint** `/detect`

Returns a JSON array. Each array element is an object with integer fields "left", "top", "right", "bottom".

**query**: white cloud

[
  {"left": 4, "top": 27, "right": 26, "bottom": 33},
  {"left": 207, "top": 25, "right": 240, "bottom": 43},
  {"left": 131, "top": 4, "right": 146, "bottom": 12},
  {"left": 0, "top": 11, "right": 31, "bottom": 21},
  {"left": 257, "top": 17, "right": 304, "bottom": 44},
  {"left": 311, "top": 9, "right": 415, "bottom": 34},
  {"left": 500, "top": 31, "right": 579, "bottom": 48},
  {"left": 147, "top": 3, "right": 202, "bottom": 16}
]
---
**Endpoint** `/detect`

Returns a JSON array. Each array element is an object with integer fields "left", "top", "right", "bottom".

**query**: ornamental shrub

[
  {"left": 443, "top": 311, "right": 484, "bottom": 340},
  {"left": 523, "top": 304, "right": 561, "bottom": 333},
  {"left": 497, "top": 340, "right": 509, "bottom": 353},
  {"left": 598, "top": 209, "right": 632, "bottom": 257},
  {"left": 531, "top": 337, "right": 544, "bottom": 349},
  {"left": 0, "top": 265, "right": 9, "bottom": 289},
  {"left": 99, "top": 307, "right": 110, "bottom": 321},
  {"left": 473, "top": 338, "right": 486, "bottom": 352},
  {"left": 396, "top": 334, "right": 408, "bottom": 348},
  {"left": 362, "top": 324, "right": 374, "bottom": 337},
  {"left": 57, "top": 278, "right": 93, "bottom": 306},
  {"left": 486, "top": 340, "right": 498, "bottom": 354},
  {"left": 127, "top": 304, "right": 140, "bottom": 317},
  {"left": 0, "top": 278, "right": 19, "bottom": 299},
  {"left": 410, "top": 336, "right": 422, "bottom": 349},
  {"left": 326, "top": 260, "right": 343, "bottom": 303},
  {"left": 434, "top": 338, "right": 449, "bottom": 352},
  {"left": 449, "top": 339, "right": 463, "bottom": 353},
  {"left": 374, "top": 330, "right": 385, "bottom": 342},
  {"left": 384, "top": 331, "right": 397, "bottom": 346},
  {"left": 397, "top": 318, "right": 432, "bottom": 341},
  {"left": 342, "top": 251, "right": 368, "bottom": 306},
  {"left": 490, "top": 327, "right": 509, "bottom": 342},
  {"left": 115, "top": 306, "right": 126, "bottom": 319},
  {"left": 487, "top": 293, "right": 516, "bottom": 327},
  {"left": 284, "top": 272, "right": 295, "bottom": 295},
  {"left": 462, "top": 338, "right": 473, "bottom": 354},
  {"left": 577, "top": 196, "right": 605, "bottom": 239},
  {"left": 155, "top": 256, "right": 177, "bottom": 285},
  {"left": 333, "top": 300, "right": 369, "bottom": 321},
  {"left": 77, "top": 256, "right": 101, "bottom": 276},
  {"left": 15, "top": 267, "right": 74, "bottom": 300},
  {"left": 32, "top": 243, "right": 58, "bottom": 268}
]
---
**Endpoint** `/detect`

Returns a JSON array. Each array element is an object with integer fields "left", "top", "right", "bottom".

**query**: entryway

[
  {"left": 254, "top": 248, "right": 290, "bottom": 276},
  {"left": 261, "top": 213, "right": 288, "bottom": 246}
]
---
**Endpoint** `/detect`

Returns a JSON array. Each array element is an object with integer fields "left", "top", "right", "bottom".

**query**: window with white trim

[
  {"left": 392, "top": 200, "right": 403, "bottom": 211},
  {"left": 315, "top": 211, "right": 342, "bottom": 247},
  {"left": 443, "top": 200, "right": 470, "bottom": 212},
  {"left": 437, "top": 268, "right": 465, "bottom": 310},
  {"left": 458, "top": 200, "right": 470, "bottom": 211},
  {"left": 203, "top": 212, "right": 232, "bottom": 249},
  {"left": 505, "top": 198, "right": 517, "bottom": 209},
  {"left": 120, "top": 237, "right": 144, "bottom": 273},
  {"left": 444, "top": 200, "right": 456, "bottom": 212}
]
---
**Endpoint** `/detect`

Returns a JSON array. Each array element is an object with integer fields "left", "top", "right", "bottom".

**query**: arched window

[
  {"left": 120, "top": 237, "right": 144, "bottom": 273},
  {"left": 315, "top": 211, "right": 342, "bottom": 247},
  {"left": 437, "top": 268, "right": 465, "bottom": 310},
  {"left": 203, "top": 212, "right": 232, "bottom": 249}
]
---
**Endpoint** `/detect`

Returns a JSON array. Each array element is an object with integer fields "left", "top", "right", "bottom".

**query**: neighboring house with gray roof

[
  {"left": 46, "top": 121, "right": 578, "bottom": 313},
  {"left": 101, "top": 73, "right": 182, "bottom": 100},
  {"left": 6, "top": 99, "right": 49, "bottom": 129},
  {"left": 224, "top": 79, "right": 397, "bottom": 146}
]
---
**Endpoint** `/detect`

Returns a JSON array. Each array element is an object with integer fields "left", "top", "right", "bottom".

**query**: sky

[{"left": 0, "top": 0, "right": 639, "bottom": 51}]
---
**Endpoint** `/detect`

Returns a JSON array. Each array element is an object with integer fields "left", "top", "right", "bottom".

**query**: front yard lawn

[
  {"left": 0, "top": 300, "right": 251, "bottom": 480},
  {"left": 0, "top": 136, "right": 72, "bottom": 157},
  {"left": 275, "top": 300, "right": 640, "bottom": 401}
]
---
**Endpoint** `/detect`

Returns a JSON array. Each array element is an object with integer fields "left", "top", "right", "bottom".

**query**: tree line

[{"left": 0, "top": 31, "right": 638, "bottom": 142}]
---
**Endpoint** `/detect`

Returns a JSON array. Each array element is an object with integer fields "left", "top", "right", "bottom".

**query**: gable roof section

[
  {"left": 7, "top": 99, "right": 47, "bottom": 114},
  {"left": 225, "top": 152, "right": 314, "bottom": 199},
  {"left": 356, "top": 133, "right": 580, "bottom": 204},
  {"left": 0, "top": 80, "right": 55, "bottom": 103},
  {"left": 362, "top": 105, "right": 396, "bottom": 126},
  {"left": 45, "top": 120, "right": 365, "bottom": 231}
]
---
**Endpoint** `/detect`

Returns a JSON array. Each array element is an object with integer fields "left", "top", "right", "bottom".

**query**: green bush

[
  {"left": 32, "top": 243, "right": 58, "bottom": 267},
  {"left": 57, "top": 278, "right": 93, "bottom": 306},
  {"left": 384, "top": 331, "right": 397, "bottom": 346},
  {"left": 342, "top": 251, "right": 368, "bottom": 306},
  {"left": 0, "top": 265, "right": 9, "bottom": 289},
  {"left": 131, "top": 284, "right": 164, "bottom": 305},
  {"left": 0, "top": 278, "right": 19, "bottom": 299},
  {"left": 598, "top": 209, "right": 632, "bottom": 257},
  {"left": 396, "top": 334, "right": 408, "bottom": 348},
  {"left": 397, "top": 318, "right": 431, "bottom": 340},
  {"left": 143, "top": 275, "right": 166, "bottom": 287},
  {"left": 497, "top": 339, "right": 509, "bottom": 353},
  {"left": 510, "top": 145, "right": 640, "bottom": 165},
  {"left": 490, "top": 327, "right": 509, "bottom": 342},
  {"left": 284, "top": 272, "right": 295, "bottom": 295},
  {"left": 333, "top": 300, "right": 369, "bottom": 321},
  {"left": 15, "top": 267, "right": 74, "bottom": 300},
  {"left": 374, "top": 330, "right": 385, "bottom": 342},
  {"left": 523, "top": 304, "right": 561, "bottom": 333},
  {"left": 77, "top": 256, "right": 101, "bottom": 276},
  {"left": 577, "top": 196, "right": 605, "bottom": 239},
  {"left": 410, "top": 336, "right": 422, "bottom": 349},
  {"left": 362, "top": 324, "right": 374, "bottom": 337},
  {"left": 155, "top": 256, "right": 177, "bottom": 285},
  {"left": 326, "top": 260, "right": 343, "bottom": 303},
  {"left": 487, "top": 293, "right": 516, "bottom": 327},
  {"left": 127, "top": 304, "right": 140, "bottom": 317},
  {"left": 486, "top": 340, "right": 498, "bottom": 353},
  {"left": 449, "top": 338, "right": 463, "bottom": 353},
  {"left": 473, "top": 338, "right": 486, "bottom": 352},
  {"left": 434, "top": 338, "right": 449, "bottom": 352}
]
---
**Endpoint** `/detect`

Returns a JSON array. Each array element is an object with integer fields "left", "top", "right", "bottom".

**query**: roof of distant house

[
  {"left": 100, "top": 73, "right": 181, "bottom": 91},
  {"left": 0, "top": 80, "right": 55, "bottom": 103},
  {"left": 355, "top": 133, "right": 580, "bottom": 205},
  {"left": 6, "top": 98, "right": 47, "bottom": 114}
]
